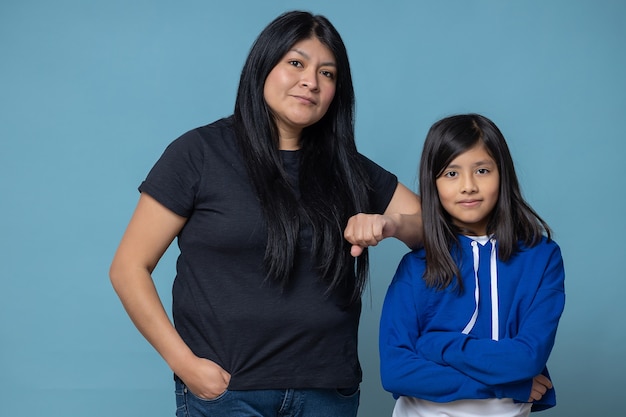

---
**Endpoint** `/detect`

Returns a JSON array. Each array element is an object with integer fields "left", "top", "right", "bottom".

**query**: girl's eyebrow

[
  {"left": 290, "top": 48, "right": 337, "bottom": 67},
  {"left": 473, "top": 160, "right": 496, "bottom": 167},
  {"left": 446, "top": 160, "right": 496, "bottom": 169}
]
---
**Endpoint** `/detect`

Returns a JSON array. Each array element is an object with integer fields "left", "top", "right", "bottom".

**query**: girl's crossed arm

[
  {"left": 415, "top": 243, "right": 565, "bottom": 388},
  {"left": 379, "top": 255, "right": 545, "bottom": 403}
]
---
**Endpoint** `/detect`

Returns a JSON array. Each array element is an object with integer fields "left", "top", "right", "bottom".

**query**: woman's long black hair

[
  {"left": 419, "top": 114, "right": 551, "bottom": 291},
  {"left": 233, "top": 11, "right": 371, "bottom": 303}
]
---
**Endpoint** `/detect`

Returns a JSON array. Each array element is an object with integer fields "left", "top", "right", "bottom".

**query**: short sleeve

[
  {"left": 359, "top": 154, "right": 398, "bottom": 214},
  {"left": 138, "top": 130, "right": 205, "bottom": 217}
]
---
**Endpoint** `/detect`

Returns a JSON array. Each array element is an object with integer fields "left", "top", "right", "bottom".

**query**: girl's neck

[{"left": 465, "top": 234, "right": 491, "bottom": 245}]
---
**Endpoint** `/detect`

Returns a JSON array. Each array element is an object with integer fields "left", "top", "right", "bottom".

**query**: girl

[
  {"left": 110, "top": 10, "right": 422, "bottom": 417},
  {"left": 379, "top": 114, "right": 565, "bottom": 417}
]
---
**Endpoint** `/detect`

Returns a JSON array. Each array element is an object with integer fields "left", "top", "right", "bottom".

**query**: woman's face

[{"left": 264, "top": 37, "right": 337, "bottom": 149}]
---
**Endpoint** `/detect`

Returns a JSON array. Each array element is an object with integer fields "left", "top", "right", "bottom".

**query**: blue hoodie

[{"left": 379, "top": 235, "right": 565, "bottom": 411}]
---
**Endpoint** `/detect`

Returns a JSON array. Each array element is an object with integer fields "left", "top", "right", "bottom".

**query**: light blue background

[{"left": 1, "top": 1, "right": 624, "bottom": 416}]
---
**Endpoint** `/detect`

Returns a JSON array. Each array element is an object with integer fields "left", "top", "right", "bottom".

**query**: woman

[{"left": 110, "top": 10, "right": 422, "bottom": 417}]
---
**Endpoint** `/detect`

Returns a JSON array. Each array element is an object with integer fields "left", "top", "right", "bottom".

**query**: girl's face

[
  {"left": 263, "top": 37, "right": 337, "bottom": 149},
  {"left": 436, "top": 142, "right": 499, "bottom": 236}
]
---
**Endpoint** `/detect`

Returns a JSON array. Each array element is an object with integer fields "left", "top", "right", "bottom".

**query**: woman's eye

[
  {"left": 320, "top": 70, "right": 335, "bottom": 79},
  {"left": 288, "top": 60, "right": 303, "bottom": 68}
]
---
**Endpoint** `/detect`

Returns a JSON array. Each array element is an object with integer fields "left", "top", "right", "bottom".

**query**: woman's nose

[{"left": 300, "top": 69, "right": 319, "bottom": 91}]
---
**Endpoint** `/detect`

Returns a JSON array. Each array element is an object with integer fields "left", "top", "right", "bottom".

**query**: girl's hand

[
  {"left": 177, "top": 356, "right": 231, "bottom": 400},
  {"left": 528, "top": 374, "right": 552, "bottom": 402}
]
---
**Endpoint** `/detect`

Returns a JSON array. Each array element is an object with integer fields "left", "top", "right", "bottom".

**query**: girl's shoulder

[
  {"left": 402, "top": 247, "right": 428, "bottom": 264},
  {"left": 511, "top": 236, "right": 564, "bottom": 271},
  {"left": 393, "top": 248, "right": 428, "bottom": 285},
  {"left": 519, "top": 235, "right": 561, "bottom": 255}
]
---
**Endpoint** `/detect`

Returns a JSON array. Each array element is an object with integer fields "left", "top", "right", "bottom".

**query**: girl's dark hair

[
  {"left": 419, "top": 113, "right": 551, "bottom": 290},
  {"left": 233, "top": 11, "right": 370, "bottom": 303}
]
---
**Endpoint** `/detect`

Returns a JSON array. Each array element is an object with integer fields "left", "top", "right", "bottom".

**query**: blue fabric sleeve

[
  {"left": 416, "top": 244, "right": 565, "bottom": 387},
  {"left": 379, "top": 255, "right": 498, "bottom": 402}
]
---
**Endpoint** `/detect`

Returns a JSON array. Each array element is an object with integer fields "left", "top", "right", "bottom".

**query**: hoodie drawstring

[
  {"left": 462, "top": 238, "right": 499, "bottom": 341},
  {"left": 462, "top": 241, "right": 480, "bottom": 335},
  {"left": 489, "top": 238, "right": 499, "bottom": 341}
]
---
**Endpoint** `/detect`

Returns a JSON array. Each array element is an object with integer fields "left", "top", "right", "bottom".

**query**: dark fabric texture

[{"left": 139, "top": 116, "right": 398, "bottom": 390}]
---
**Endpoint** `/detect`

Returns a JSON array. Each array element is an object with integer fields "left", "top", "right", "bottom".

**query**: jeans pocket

[
  {"left": 187, "top": 387, "right": 230, "bottom": 402},
  {"left": 175, "top": 380, "right": 188, "bottom": 417},
  {"left": 336, "top": 384, "right": 360, "bottom": 398},
  {"left": 175, "top": 377, "right": 230, "bottom": 417}
]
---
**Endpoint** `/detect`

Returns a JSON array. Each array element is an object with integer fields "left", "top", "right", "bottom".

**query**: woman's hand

[
  {"left": 176, "top": 356, "right": 231, "bottom": 400},
  {"left": 344, "top": 183, "right": 422, "bottom": 257},
  {"left": 344, "top": 213, "right": 396, "bottom": 257}
]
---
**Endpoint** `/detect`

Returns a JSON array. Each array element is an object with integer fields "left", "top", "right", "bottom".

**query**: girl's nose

[{"left": 460, "top": 175, "right": 478, "bottom": 193}]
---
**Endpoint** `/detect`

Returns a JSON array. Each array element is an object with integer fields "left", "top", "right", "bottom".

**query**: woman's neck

[{"left": 277, "top": 126, "right": 301, "bottom": 150}]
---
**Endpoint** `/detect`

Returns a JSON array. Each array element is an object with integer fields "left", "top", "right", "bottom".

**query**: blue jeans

[{"left": 175, "top": 378, "right": 360, "bottom": 417}]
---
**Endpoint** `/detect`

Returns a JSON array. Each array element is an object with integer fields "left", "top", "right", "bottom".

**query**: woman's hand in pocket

[{"left": 178, "top": 356, "right": 231, "bottom": 400}]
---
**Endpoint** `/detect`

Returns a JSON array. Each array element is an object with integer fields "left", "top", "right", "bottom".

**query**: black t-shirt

[{"left": 139, "top": 116, "right": 398, "bottom": 390}]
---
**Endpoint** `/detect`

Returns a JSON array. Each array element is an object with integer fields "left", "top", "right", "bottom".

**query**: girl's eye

[
  {"left": 288, "top": 60, "right": 303, "bottom": 68},
  {"left": 476, "top": 168, "right": 490, "bottom": 175},
  {"left": 444, "top": 171, "right": 457, "bottom": 178}
]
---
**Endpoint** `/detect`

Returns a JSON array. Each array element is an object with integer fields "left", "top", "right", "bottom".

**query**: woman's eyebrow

[{"left": 290, "top": 48, "right": 336, "bottom": 67}]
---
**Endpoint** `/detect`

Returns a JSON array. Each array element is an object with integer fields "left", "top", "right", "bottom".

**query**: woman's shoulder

[
  {"left": 186, "top": 115, "right": 235, "bottom": 141},
  {"left": 356, "top": 153, "right": 393, "bottom": 176},
  {"left": 166, "top": 116, "right": 236, "bottom": 153},
  {"left": 198, "top": 115, "right": 235, "bottom": 132}
]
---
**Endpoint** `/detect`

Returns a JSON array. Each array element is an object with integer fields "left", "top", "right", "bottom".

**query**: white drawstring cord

[
  {"left": 489, "top": 238, "right": 499, "bottom": 341},
  {"left": 461, "top": 238, "right": 499, "bottom": 341},
  {"left": 462, "top": 241, "right": 480, "bottom": 335}
]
